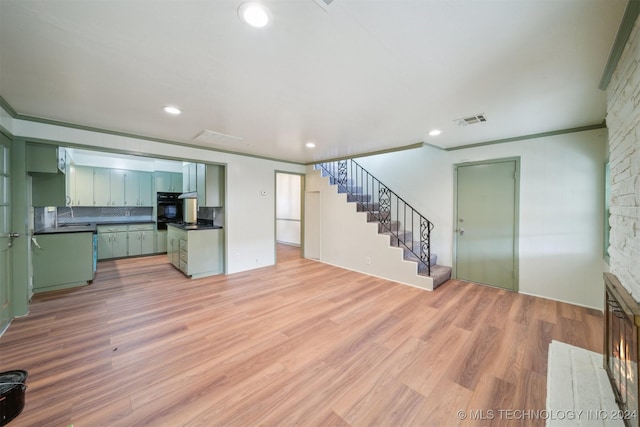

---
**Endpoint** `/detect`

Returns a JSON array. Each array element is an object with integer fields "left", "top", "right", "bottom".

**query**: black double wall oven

[{"left": 157, "top": 192, "right": 183, "bottom": 230}]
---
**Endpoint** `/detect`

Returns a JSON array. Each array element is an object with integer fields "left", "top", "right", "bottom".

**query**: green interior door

[
  {"left": 0, "top": 134, "right": 11, "bottom": 330},
  {"left": 455, "top": 159, "right": 518, "bottom": 290}
]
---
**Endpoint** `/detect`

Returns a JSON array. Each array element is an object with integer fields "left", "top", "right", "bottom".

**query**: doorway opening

[{"left": 275, "top": 172, "right": 304, "bottom": 262}]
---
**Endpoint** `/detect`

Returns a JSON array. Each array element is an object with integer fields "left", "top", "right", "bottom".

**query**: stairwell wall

[
  {"left": 356, "top": 128, "right": 607, "bottom": 309},
  {"left": 304, "top": 169, "right": 435, "bottom": 290}
]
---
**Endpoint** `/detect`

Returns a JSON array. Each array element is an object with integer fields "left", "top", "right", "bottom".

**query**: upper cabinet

[
  {"left": 67, "top": 165, "right": 95, "bottom": 206},
  {"left": 66, "top": 167, "right": 153, "bottom": 207},
  {"left": 26, "top": 143, "right": 66, "bottom": 174},
  {"left": 125, "top": 170, "right": 152, "bottom": 206},
  {"left": 183, "top": 163, "right": 197, "bottom": 193},
  {"left": 28, "top": 143, "right": 67, "bottom": 206},
  {"left": 94, "top": 168, "right": 125, "bottom": 206},
  {"left": 203, "top": 164, "right": 225, "bottom": 207},
  {"left": 155, "top": 171, "right": 182, "bottom": 193},
  {"left": 183, "top": 163, "right": 225, "bottom": 207}
]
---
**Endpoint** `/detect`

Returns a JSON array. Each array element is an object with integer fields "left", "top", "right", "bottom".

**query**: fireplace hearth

[{"left": 604, "top": 273, "right": 640, "bottom": 427}]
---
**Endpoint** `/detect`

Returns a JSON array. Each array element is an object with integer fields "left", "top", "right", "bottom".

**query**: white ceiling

[{"left": 0, "top": 0, "right": 627, "bottom": 163}]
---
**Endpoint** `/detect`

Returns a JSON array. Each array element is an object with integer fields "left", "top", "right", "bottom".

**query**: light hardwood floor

[{"left": 0, "top": 245, "right": 602, "bottom": 426}]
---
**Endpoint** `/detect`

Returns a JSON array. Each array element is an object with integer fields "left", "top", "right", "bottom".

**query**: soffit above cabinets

[{"left": 66, "top": 148, "right": 182, "bottom": 173}]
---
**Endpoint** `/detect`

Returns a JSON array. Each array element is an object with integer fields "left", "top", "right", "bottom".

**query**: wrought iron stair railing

[{"left": 315, "top": 159, "right": 434, "bottom": 276}]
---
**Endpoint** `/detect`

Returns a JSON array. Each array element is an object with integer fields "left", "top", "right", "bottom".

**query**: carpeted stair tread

[{"left": 422, "top": 265, "right": 452, "bottom": 289}]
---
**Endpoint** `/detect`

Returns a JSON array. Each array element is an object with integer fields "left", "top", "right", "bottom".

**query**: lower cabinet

[
  {"left": 32, "top": 232, "right": 94, "bottom": 293},
  {"left": 97, "top": 223, "right": 156, "bottom": 260},
  {"left": 128, "top": 224, "right": 154, "bottom": 256},
  {"left": 156, "top": 230, "right": 167, "bottom": 253},
  {"left": 97, "top": 225, "right": 128, "bottom": 260},
  {"left": 167, "top": 226, "right": 185, "bottom": 269},
  {"left": 167, "top": 224, "right": 223, "bottom": 278}
]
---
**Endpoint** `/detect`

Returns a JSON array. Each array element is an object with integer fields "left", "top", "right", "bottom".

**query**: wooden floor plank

[{"left": 0, "top": 245, "right": 603, "bottom": 426}]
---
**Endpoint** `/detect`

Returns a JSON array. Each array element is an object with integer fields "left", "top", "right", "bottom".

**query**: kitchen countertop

[
  {"left": 34, "top": 220, "right": 156, "bottom": 235},
  {"left": 167, "top": 223, "right": 223, "bottom": 231}
]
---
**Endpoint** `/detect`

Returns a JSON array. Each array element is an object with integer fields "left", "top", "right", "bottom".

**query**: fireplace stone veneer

[{"left": 604, "top": 273, "right": 640, "bottom": 427}]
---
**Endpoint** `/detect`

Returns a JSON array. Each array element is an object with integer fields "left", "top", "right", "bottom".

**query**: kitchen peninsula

[{"left": 167, "top": 223, "right": 224, "bottom": 278}]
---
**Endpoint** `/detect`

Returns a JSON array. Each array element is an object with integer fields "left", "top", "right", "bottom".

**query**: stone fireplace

[{"left": 604, "top": 272, "right": 640, "bottom": 426}]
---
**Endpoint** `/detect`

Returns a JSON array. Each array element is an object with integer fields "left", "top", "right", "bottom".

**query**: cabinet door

[
  {"left": 196, "top": 163, "right": 206, "bottom": 206},
  {"left": 141, "top": 230, "right": 154, "bottom": 255},
  {"left": 205, "top": 164, "right": 224, "bottom": 207},
  {"left": 156, "top": 230, "right": 167, "bottom": 253},
  {"left": 75, "top": 166, "right": 94, "bottom": 206},
  {"left": 155, "top": 171, "right": 170, "bottom": 192},
  {"left": 110, "top": 169, "right": 126, "bottom": 206},
  {"left": 182, "top": 164, "right": 191, "bottom": 192},
  {"left": 128, "top": 231, "right": 142, "bottom": 256},
  {"left": 112, "top": 231, "right": 128, "bottom": 257},
  {"left": 170, "top": 172, "right": 183, "bottom": 192},
  {"left": 124, "top": 170, "right": 139, "bottom": 207},
  {"left": 97, "top": 233, "right": 112, "bottom": 260},
  {"left": 167, "top": 233, "right": 179, "bottom": 267},
  {"left": 93, "top": 168, "right": 111, "bottom": 206},
  {"left": 66, "top": 164, "right": 75, "bottom": 206},
  {"left": 138, "top": 172, "right": 153, "bottom": 206},
  {"left": 26, "top": 143, "right": 60, "bottom": 173}
]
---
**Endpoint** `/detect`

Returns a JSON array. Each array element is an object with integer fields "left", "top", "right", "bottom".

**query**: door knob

[
  {"left": 5, "top": 232, "right": 20, "bottom": 248},
  {"left": 456, "top": 228, "right": 465, "bottom": 236}
]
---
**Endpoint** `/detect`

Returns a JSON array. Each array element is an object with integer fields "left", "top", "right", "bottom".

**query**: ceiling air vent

[
  {"left": 454, "top": 114, "right": 487, "bottom": 127},
  {"left": 193, "top": 129, "right": 243, "bottom": 146},
  {"left": 312, "top": 0, "right": 334, "bottom": 11}
]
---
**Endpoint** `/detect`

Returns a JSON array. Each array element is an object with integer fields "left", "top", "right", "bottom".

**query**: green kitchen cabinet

[
  {"left": 28, "top": 143, "right": 67, "bottom": 206},
  {"left": 97, "top": 225, "right": 128, "bottom": 259},
  {"left": 167, "top": 225, "right": 184, "bottom": 268},
  {"left": 184, "top": 163, "right": 225, "bottom": 207},
  {"left": 26, "top": 143, "right": 65, "bottom": 174},
  {"left": 203, "top": 164, "right": 224, "bottom": 207},
  {"left": 128, "top": 224, "right": 154, "bottom": 256},
  {"left": 167, "top": 224, "right": 224, "bottom": 278},
  {"left": 66, "top": 165, "right": 95, "bottom": 206},
  {"left": 183, "top": 163, "right": 197, "bottom": 193},
  {"left": 94, "top": 168, "right": 125, "bottom": 206},
  {"left": 32, "top": 232, "right": 94, "bottom": 293},
  {"left": 138, "top": 172, "right": 153, "bottom": 205},
  {"left": 31, "top": 172, "right": 66, "bottom": 207},
  {"left": 125, "top": 170, "right": 152, "bottom": 206},
  {"left": 196, "top": 163, "right": 206, "bottom": 205},
  {"left": 154, "top": 171, "right": 182, "bottom": 192},
  {"left": 156, "top": 230, "right": 167, "bottom": 253}
]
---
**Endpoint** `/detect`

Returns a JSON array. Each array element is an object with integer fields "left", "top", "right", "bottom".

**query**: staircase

[{"left": 316, "top": 160, "right": 451, "bottom": 289}]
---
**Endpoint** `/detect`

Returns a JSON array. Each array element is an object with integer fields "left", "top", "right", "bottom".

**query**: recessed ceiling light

[
  {"left": 238, "top": 2, "right": 271, "bottom": 28},
  {"left": 163, "top": 106, "right": 182, "bottom": 115},
  {"left": 306, "top": 142, "right": 316, "bottom": 148},
  {"left": 428, "top": 129, "right": 441, "bottom": 136}
]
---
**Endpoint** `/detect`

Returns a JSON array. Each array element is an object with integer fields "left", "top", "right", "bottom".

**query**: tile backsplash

[
  {"left": 34, "top": 206, "right": 154, "bottom": 232},
  {"left": 57, "top": 206, "right": 154, "bottom": 225},
  {"left": 198, "top": 206, "right": 224, "bottom": 227}
]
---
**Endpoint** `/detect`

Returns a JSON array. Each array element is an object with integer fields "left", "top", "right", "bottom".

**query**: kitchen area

[{"left": 28, "top": 142, "right": 225, "bottom": 294}]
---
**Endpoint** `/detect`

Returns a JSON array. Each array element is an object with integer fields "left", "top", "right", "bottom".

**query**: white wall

[
  {"left": 606, "top": 16, "right": 640, "bottom": 301},
  {"left": 12, "top": 118, "right": 306, "bottom": 274},
  {"left": 305, "top": 168, "right": 434, "bottom": 290},
  {"left": 357, "top": 128, "right": 607, "bottom": 309}
]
